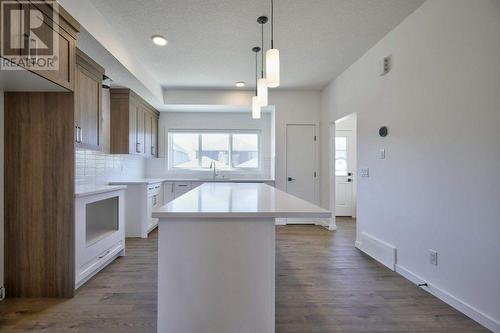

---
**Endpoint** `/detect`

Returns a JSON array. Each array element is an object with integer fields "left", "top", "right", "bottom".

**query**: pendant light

[
  {"left": 266, "top": 0, "right": 280, "bottom": 88},
  {"left": 257, "top": 16, "right": 269, "bottom": 106},
  {"left": 252, "top": 47, "right": 262, "bottom": 119}
]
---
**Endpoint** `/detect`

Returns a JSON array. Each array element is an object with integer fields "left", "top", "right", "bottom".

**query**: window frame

[{"left": 168, "top": 129, "right": 261, "bottom": 171}]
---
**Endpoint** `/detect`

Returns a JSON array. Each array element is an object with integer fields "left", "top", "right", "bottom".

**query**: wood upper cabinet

[
  {"left": 0, "top": 1, "right": 80, "bottom": 91},
  {"left": 75, "top": 49, "right": 104, "bottom": 150},
  {"left": 110, "top": 89, "right": 159, "bottom": 157}
]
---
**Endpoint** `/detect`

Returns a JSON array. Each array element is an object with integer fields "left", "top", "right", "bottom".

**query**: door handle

[
  {"left": 347, "top": 179, "right": 352, "bottom": 182},
  {"left": 288, "top": 177, "right": 296, "bottom": 182}
]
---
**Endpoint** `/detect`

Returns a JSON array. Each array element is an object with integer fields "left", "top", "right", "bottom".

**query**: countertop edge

[
  {"left": 75, "top": 185, "right": 127, "bottom": 198},
  {"left": 152, "top": 212, "right": 332, "bottom": 219}
]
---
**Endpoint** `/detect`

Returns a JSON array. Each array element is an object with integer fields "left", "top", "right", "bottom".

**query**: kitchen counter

[
  {"left": 110, "top": 178, "right": 275, "bottom": 184},
  {"left": 160, "top": 178, "right": 275, "bottom": 183},
  {"left": 153, "top": 182, "right": 329, "bottom": 219},
  {"left": 108, "top": 179, "right": 167, "bottom": 185},
  {"left": 155, "top": 183, "right": 330, "bottom": 333},
  {"left": 75, "top": 185, "right": 127, "bottom": 198}
]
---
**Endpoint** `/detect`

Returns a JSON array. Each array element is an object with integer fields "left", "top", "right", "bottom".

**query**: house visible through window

[{"left": 169, "top": 131, "right": 260, "bottom": 170}]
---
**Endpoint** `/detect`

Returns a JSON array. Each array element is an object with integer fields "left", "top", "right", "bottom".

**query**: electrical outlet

[
  {"left": 429, "top": 250, "right": 438, "bottom": 266},
  {"left": 381, "top": 55, "right": 392, "bottom": 76}
]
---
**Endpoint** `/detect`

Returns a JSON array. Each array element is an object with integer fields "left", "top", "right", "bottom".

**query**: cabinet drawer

[
  {"left": 174, "top": 182, "right": 192, "bottom": 190},
  {"left": 76, "top": 239, "right": 123, "bottom": 287}
]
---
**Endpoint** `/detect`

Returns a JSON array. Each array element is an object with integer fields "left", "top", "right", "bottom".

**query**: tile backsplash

[{"left": 75, "top": 148, "right": 145, "bottom": 186}]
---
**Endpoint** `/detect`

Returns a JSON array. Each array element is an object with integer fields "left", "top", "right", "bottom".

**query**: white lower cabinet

[
  {"left": 120, "top": 182, "right": 163, "bottom": 238},
  {"left": 147, "top": 183, "right": 162, "bottom": 234},
  {"left": 163, "top": 182, "right": 176, "bottom": 205},
  {"left": 75, "top": 189, "right": 126, "bottom": 289}
]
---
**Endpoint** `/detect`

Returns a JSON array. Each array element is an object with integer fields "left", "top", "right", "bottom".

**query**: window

[
  {"left": 335, "top": 136, "right": 348, "bottom": 176},
  {"left": 169, "top": 131, "right": 260, "bottom": 170}
]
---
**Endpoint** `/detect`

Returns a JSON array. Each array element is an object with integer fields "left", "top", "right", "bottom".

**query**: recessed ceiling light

[
  {"left": 236, "top": 81, "right": 246, "bottom": 87},
  {"left": 152, "top": 35, "right": 168, "bottom": 46}
]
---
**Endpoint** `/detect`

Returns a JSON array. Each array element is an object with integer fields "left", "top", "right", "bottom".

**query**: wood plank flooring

[{"left": 0, "top": 218, "right": 490, "bottom": 332}]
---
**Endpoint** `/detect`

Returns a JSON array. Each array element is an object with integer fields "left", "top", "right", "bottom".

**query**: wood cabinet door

[
  {"left": 0, "top": 1, "right": 24, "bottom": 59},
  {"left": 28, "top": 5, "right": 75, "bottom": 91},
  {"left": 129, "top": 99, "right": 138, "bottom": 154},
  {"left": 75, "top": 64, "right": 101, "bottom": 149},
  {"left": 144, "top": 111, "right": 152, "bottom": 158},
  {"left": 152, "top": 115, "right": 158, "bottom": 157}
]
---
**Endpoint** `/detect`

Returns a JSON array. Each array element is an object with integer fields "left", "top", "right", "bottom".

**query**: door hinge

[{"left": 0, "top": 287, "right": 5, "bottom": 300}]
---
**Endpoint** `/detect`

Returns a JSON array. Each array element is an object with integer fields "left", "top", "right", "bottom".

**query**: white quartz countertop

[
  {"left": 75, "top": 185, "right": 127, "bottom": 198},
  {"left": 110, "top": 178, "right": 275, "bottom": 184},
  {"left": 163, "top": 178, "right": 275, "bottom": 183},
  {"left": 108, "top": 179, "right": 167, "bottom": 185},
  {"left": 152, "top": 183, "right": 331, "bottom": 219}
]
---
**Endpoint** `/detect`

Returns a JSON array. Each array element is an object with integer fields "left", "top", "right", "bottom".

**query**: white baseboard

[
  {"left": 275, "top": 218, "right": 287, "bottom": 226},
  {"left": 277, "top": 218, "right": 333, "bottom": 229},
  {"left": 395, "top": 264, "right": 499, "bottom": 333},
  {"left": 355, "top": 232, "right": 396, "bottom": 270}
]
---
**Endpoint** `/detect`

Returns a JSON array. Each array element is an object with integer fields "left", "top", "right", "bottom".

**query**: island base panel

[{"left": 158, "top": 218, "right": 275, "bottom": 333}]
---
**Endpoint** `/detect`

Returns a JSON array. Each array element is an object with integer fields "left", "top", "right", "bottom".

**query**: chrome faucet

[{"left": 210, "top": 161, "right": 218, "bottom": 180}]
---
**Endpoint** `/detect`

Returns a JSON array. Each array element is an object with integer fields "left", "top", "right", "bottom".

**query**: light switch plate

[
  {"left": 379, "top": 149, "right": 386, "bottom": 159},
  {"left": 429, "top": 250, "right": 438, "bottom": 266},
  {"left": 360, "top": 168, "right": 370, "bottom": 178}
]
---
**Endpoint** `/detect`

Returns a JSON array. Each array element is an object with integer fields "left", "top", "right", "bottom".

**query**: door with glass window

[{"left": 335, "top": 130, "right": 354, "bottom": 216}]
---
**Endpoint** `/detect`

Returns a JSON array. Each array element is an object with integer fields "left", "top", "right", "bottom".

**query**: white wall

[
  {"left": 0, "top": 90, "right": 4, "bottom": 293},
  {"left": 146, "top": 111, "right": 273, "bottom": 179},
  {"left": 149, "top": 90, "right": 323, "bottom": 205},
  {"left": 270, "top": 91, "right": 322, "bottom": 202},
  {"left": 321, "top": 0, "right": 500, "bottom": 330}
]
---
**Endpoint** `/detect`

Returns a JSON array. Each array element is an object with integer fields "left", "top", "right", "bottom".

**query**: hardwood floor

[{"left": 0, "top": 218, "right": 489, "bottom": 332}]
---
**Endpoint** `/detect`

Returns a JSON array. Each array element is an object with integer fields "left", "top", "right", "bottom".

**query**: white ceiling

[{"left": 87, "top": 0, "right": 424, "bottom": 90}]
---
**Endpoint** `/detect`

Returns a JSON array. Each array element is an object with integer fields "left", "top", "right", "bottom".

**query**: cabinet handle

[
  {"left": 136, "top": 142, "right": 141, "bottom": 153},
  {"left": 80, "top": 127, "right": 83, "bottom": 142},
  {"left": 76, "top": 127, "right": 82, "bottom": 143},
  {"left": 171, "top": 183, "right": 174, "bottom": 193},
  {"left": 29, "top": 38, "right": 37, "bottom": 60},
  {"left": 151, "top": 146, "right": 155, "bottom": 156},
  {"left": 98, "top": 250, "right": 110, "bottom": 260}
]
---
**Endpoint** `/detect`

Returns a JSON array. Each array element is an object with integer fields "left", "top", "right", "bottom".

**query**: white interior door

[
  {"left": 286, "top": 125, "right": 316, "bottom": 204},
  {"left": 335, "top": 130, "right": 355, "bottom": 216}
]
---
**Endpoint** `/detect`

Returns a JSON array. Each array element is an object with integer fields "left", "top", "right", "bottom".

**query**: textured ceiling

[{"left": 88, "top": 0, "right": 424, "bottom": 90}]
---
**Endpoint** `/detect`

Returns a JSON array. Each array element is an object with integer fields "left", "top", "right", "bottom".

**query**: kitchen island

[{"left": 152, "top": 183, "right": 331, "bottom": 333}]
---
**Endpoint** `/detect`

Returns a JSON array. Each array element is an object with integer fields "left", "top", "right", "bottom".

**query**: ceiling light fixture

[
  {"left": 236, "top": 81, "right": 246, "bottom": 87},
  {"left": 151, "top": 35, "right": 168, "bottom": 46},
  {"left": 252, "top": 46, "right": 262, "bottom": 119},
  {"left": 257, "top": 16, "right": 269, "bottom": 107},
  {"left": 266, "top": 0, "right": 280, "bottom": 88}
]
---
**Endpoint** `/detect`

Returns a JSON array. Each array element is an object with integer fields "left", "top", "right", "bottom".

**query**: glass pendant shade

[
  {"left": 257, "top": 78, "right": 268, "bottom": 106},
  {"left": 252, "top": 96, "right": 262, "bottom": 119},
  {"left": 266, "top": 48, "right": 280, "bottom": 88}
]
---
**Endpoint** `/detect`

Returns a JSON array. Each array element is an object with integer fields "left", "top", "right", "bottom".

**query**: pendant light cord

[
  {"left": 271, "top": 0, "right": 274, "bottom": 49},
  {"left": 261, "top": 22, "right": 265, "bottom": 78}
]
